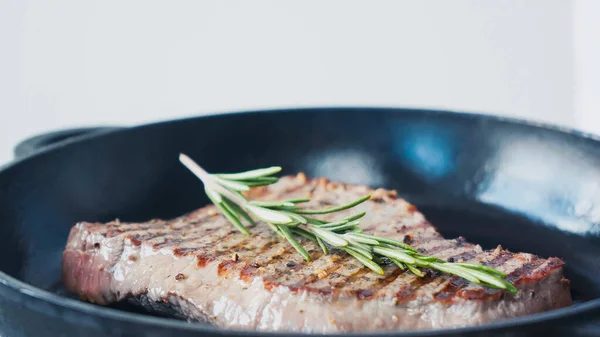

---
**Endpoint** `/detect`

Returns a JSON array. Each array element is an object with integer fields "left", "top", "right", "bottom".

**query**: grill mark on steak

[
  {"left": 485, "top": 250, "right": 514, "bottom": 268},
  {"left": 447, "top": 249, "right": 478, "bottom": 263},
  {"left": 392, "top": 275, "right": 441, "bottom": 303},
  {"left": 196, "top": 254, "right": 215, "bottom": 267},
  {"left": 370, "top": 267, "right": 406, "bottom": 298},
  {"left": 240, "top": 262, "right": 261, "bottom": 283},
  {"left": 106, "top": 221, "right": 167, "bottom": 238},
  {"left": 314, "top": 261, "right": 344, "bottom": 279},
  {"left": 517, "top": 258, "right": 564, "bottom": 284},
  {"left": 453, "top": 256, "right": 550, "bottom": 300},
  {"left": 218, "top": 259, "right": 241, "bottom": 277},
  {"left": 393, "top": 282, "right": 417, "bottom": 303},
  {"left": 120, "top": 229, "right": 172, "bottom": 247},
  {"left": 173, "top": 247, "right": 197, "bottom": 256},
  {"left": 506, "top": 258, "right": 549, "bottom": 284},
  {"left": 151, "top": 227, "right": 218, "bottom": 249},
  {"left": 458, "top": 287, "right": 503, "bottom": 301},
  {"left": 254, "top": 240, "right": 306, "bottom": 268},
  {"left": 346, "top": 268, "right": 372, "bottom": 283},
  {"left": 62, "top": 175, "right": 573, "bottom": 333},
  {"left": 169, "top": 231, "right": 239, "bottom": 256},
  {"left": 150, "top": 236, "right": 173, "bottom": 249},
  {"left": 256, "top": 240, "right": 278, "bottom": 255},
  {"left": 261, "top": 246, "right": 314, "bottom": 290},
  {"left": 126, "top": 234, "right": 143, "bottom": 246},
  {"left": 434, "top": 277, "right": 470, "bottom": 303}
]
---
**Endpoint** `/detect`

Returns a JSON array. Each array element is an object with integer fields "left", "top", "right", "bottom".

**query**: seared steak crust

[{"left": 62, "top": 174, "right": 572, "bottom": 332}]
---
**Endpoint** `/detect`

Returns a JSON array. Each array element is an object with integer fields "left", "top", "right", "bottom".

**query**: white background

[{"left": 1, "top": 0, "right": 599, "bottom": 164}]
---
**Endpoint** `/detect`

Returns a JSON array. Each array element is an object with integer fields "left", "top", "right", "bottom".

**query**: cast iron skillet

[{"left": 0, "top": 107, "right": 599, "bottom": 337}]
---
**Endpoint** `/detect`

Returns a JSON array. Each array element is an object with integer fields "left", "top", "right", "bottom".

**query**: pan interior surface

[{"left": 0, "top": 108, "right": 599, "bottom": 334}]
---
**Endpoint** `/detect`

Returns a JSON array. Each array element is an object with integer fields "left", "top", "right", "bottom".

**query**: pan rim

[{"left": 0, "top": 105, "right": 599, "bottom": 335}]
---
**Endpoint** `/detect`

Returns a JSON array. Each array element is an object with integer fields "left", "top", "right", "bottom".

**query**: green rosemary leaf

[
  {"left": 372, "top": 247, "right": 416, "bottom": 264},
  {"left": 220, "top": 198, "right": 248, "bottom": 226},
  {"left": 412, "top": 258, "right": 431, "bottom": 268},
  {"left": 278, "top": 225, "right": 310, "bottom": 261},
  {"left": 221, "top": 208, "right": 249, "bottom": 235},
  {"left": 344, "top": 239, "right": 372, "bottom": 252},
  {"left": 237, "top": 177, "right": 279, "bottom": 187},
  {"left": 222, "top": 197, "right": 255, "bottom": 226},
  {"left": 430, "top": 263, "right": 480, "bottom": 284},
  {"left": 310, "top": 227, "right": 348, "bottom": 247},
  {"left": 343, "top": 233, "right": 380, "bottom": 246},
  {"left": 206, "top": 193, "right": 249, "bottom": 235},
  {"left": 321, "top": 220, "right": 360, "bottom": 232},
  {"left": 318, "top": 219, "right": 349, "bottom": 229},
  {"left": 346, "top": 245, "right": 373, "bottom": 260},
  {"left": 457, "top": 267, "right": 517, "bottom": 294},
  {"left": 325, "top": 219, "right": 360, "bottom": 229},
  {"left": 406, "top": 264, "right": 425, "bottom": 277},
  {"left": 245, "top": 204, "right": 294, "bottom": 224},
  {"left": 367, "top": 235, "right": 418, "bottom": 253},
  {"left": 414, "top": 254, "right": 444, "bottom": 263},
  {"left": 280, "top": 211, "right": 308, "bottom": 224},
  {"left": 290, "top": 227, "right": 317, "bottom": 241},
  {"left": 372, "top": 255, "right": 384, "bottom": 265},
  {"left": 249, "top": 200, "right": 295, "bottom": 208},
  {"left": 269, "top": 206, "right": 301, "bottom": 212},
  {"left": 267, "top": 222, "right": 285, "bottom": 238},
  {"left": 295, "top": 195, "right": 371, "bottom": 214},
  {"left": 328, "top": 223, "right": 361, "bottom": 233},
  {"left": 390, "top": 258, "right": 406, "bottom": 270},
  {"left": 215, "top": 166, "right": 282, "bottom": 180},
  {"left": 316, "top": 236, "right": 328, "bottom": 254},
  {"left": 214, "top": 177, "right": 250, "bottom": 191},
  {"left": 453, "top": 263, "right": 507, "bottom": 278},
  {"left": 306, "top": 217, "right": 326, "bottom": 226},
  {"left": 343, "top": 248, "right": 384, "bottom": 275},
  {"left": 342, "top": 211, "right": 367, "bottom": 222},
  {"left": 284, "top": 198, "right": 311, "bottom": 204}
]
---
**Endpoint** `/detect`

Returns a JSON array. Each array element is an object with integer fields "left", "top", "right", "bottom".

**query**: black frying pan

[{"left": 0, "top": 107, "right": 599, "bottom": 337}]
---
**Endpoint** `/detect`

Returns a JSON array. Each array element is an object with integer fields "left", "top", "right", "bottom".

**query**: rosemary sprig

[{"left": 179, "top": 154, "right": 517, "bottom": 294}]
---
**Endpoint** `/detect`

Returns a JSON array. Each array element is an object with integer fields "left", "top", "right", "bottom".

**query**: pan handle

[{"left": 13, "top": 127, "right": 123, "bottom": 159}]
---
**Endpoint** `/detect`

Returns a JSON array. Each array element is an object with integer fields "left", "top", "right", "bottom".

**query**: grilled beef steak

[{"left": 62, "top": 174, "right": 572, "bottom": 333}]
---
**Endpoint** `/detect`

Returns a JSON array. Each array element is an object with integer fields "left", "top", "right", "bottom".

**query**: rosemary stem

[
  {"left": 179, "top": 154, "right": 518, "bottom": 294},
  {"left": 179, "top": 153, "right": 248, "bottom": 205}
]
